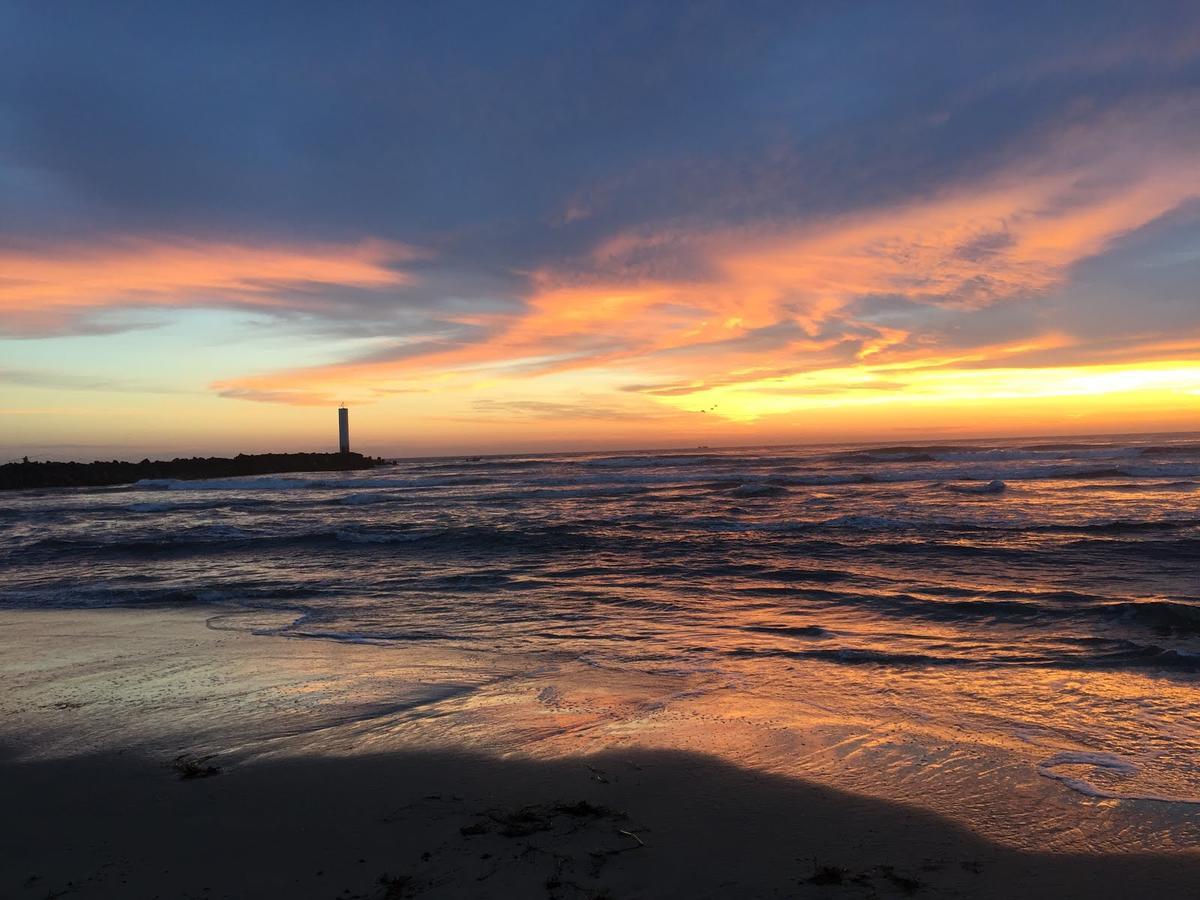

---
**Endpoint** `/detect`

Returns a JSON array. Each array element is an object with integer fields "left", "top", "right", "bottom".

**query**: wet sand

[{"left": 2, "top": 608, "right": 1198, "bottom": 898}]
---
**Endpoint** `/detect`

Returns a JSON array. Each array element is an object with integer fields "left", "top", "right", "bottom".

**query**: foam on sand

[{"left": 1037, "top": 752, "right": 1200, "bottom": 804}]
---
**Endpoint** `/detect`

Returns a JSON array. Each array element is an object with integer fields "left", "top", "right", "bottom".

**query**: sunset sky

[{"left": 3, "top": 2, "right": 1199, "bottom": 459}]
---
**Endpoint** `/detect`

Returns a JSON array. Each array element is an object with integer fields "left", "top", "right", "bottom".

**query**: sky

[{"left": 2, "top": 1, "right": 1199, "bottom": 459}]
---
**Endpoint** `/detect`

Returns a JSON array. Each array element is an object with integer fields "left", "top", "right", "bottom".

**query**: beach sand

[{"left": 2, "top": 608, "right": 1197, "bottom": 899}]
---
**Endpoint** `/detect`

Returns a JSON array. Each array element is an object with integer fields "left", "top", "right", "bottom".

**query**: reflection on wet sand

[{"left": 4, "top": 607, "right": 1198, "bottom": 860}]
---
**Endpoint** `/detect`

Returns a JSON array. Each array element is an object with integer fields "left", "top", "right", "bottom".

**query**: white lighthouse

[{"left": 338, "top": 405, "right": 350, "bottom": 454}]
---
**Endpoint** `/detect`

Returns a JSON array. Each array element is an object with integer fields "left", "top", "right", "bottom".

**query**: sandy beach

[{"left": 3, "top": 607, "right": 1198, "bottom": 899}]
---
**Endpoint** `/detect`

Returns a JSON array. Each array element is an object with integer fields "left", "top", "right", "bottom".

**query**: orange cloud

[{"left": 0, "top": 237, "right": 417, "bottom": 332}]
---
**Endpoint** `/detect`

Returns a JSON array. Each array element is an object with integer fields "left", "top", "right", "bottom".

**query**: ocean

[{"left": 4, "top": 433, "right": 1199, "bottom": 851}]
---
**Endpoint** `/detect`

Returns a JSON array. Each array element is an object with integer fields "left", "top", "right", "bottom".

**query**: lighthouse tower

[{"left": 338, "top": 405, "right": 350, "bottom": 454}]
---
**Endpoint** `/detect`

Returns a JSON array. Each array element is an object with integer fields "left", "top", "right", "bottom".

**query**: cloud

[
  {"left": 214, "top": 387, "right": 337, "bottom": 406},
  {"left": 213, "top": 99, "right": 1200, "bottom": 408},
  {"left": 0, "top": 367, "right": 185, "bottom": 393},
  {"left": 3, "top": 3, "right": 1196, "bottom": 250},
  {"left": 468, "top": 398, "right": 673, "bottom": 422},
  {"left": 0, "top": 237, "right": 420, "bottom": 335},
  {"left": 3, "top": 2, "right": 1200, "bottom": 440}
]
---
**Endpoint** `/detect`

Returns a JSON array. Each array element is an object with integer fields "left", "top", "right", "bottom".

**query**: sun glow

[{"left": 658, "top": 361, "right": 1200, "bottom": 423}]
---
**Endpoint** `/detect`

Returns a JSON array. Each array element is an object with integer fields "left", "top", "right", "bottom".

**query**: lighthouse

[{"left": 338, "top": 405, "right": 350, "bottom": 454}]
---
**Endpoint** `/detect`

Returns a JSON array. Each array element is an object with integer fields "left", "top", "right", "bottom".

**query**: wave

[
  {"left": 339, "top": 491, "right": 406, "bottom": 506},
  {"left": 756, "top": 461, "right": 1194, "bottom": 487},
  {"left": 647, "top": 511, "right": 1200, "bottom": 540},
  {"left": 828, "top": 443, "right": 1199, "bottom": 466},
  {"left": 622, "top": 462, "right": 1200, "bottom": 490},
  {"left": 128, "top": 500, "right": 181, "bottom": 513},
  {"left": 522, "top": 469, "right": 841, "bottom": 488},
  {"left": 407, "top": 456, "right": 557, "bottom": 472},
  {"left": 731, "top": 483, "right": 789, "bottom": 498},
  {"left": 1075, "top": 642, "right": 1200, "bottom": 670},
  {"left": 817, "top": 590, "right": 1200, "bottom": 636},
  {"left": 134, "top": 473, "right": 495, "bottom": 492},
  {"left": 702, "top": 579, "right": 1200, "bottom": 637},
  {"left": 728, "top": 646, "right": 957, "bottom": 666},
  {"left": 739, "top": 624, "right": 831, "bottom": 639},
  {"left": 726, "top": 638, "right": 1200, "bottom": 672},
  {"left": 1057, "top": 536, "right": 1200, "bottom": 560},
  {"left": 126, "top": 455, "right": 1197, "bottom": 498},
  {"left": 886, "top": 463, "right": 1200, "bottom": 483},
  {"left": 820, "top": 514, "right": 911, "bottom": 530},
  {"left": 125, "top": 497, "right": 281, "bottom": 513},
  {"left": 584, "top": 454, "right": 733, "bottom": 468},
  {"left": 1056, "top": 480, "right": 1199, "bottom": 493},
  {"left": 827, "top": 445, "right": 986, "bottom": 462},
  {"left": 135, "top": 476, "right": 310, "bottom": 491},
  {"left": 1105, "top": 464, "right": 1200, "bottom": 479},
  {"left": 827, "top": 444, "right": 1088, "bottom": 463},
  {"left": 475, "top": 483, "right": 654, "bottom": 502},
  {"left": 936, "top": 447, "right": 1144, "bottom": 463},
  {"left": 0, "top": 586, "right": 214, "bottom": 609},
  {"left": 1138, "top": 443, "right": 1200, "bottom": 459},
  {"left": 282, "top": 627, "right": 463, "bottom": 644},
  {"left": 945, "top": 479, "right": 1006, "bottom": 495},
  {"left": 1027, "top": 518, "right": 1200, "bottom": 534},
  {"left": 15, "top": 520, "right": 601, "bottom": 558},
  {"left": 1101, "top": 599, "right": 1200, "bottom": 634},
  {"left": 0, "top": 580, "right": 322, "bottom": 610},
  {"left": 841, "top": 461, "right": 1200, "bottom": 487}
]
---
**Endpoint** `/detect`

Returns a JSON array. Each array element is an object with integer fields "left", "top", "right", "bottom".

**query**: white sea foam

[
  {"left": 1039, "top": 751, "right": 1139, "bottom": 778},
  {"left": 1036, "top": 752, "right": 1200, "bottom": 804}
]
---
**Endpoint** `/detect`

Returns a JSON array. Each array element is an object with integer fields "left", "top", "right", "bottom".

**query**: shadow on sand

[{"left": 1, "top": 744, "right": 1194, "bottom": 899}]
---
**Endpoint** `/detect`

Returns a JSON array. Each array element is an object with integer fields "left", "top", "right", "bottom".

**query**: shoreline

[{"left": 2, "top": 606, "right": 1199, "bottom": 897}]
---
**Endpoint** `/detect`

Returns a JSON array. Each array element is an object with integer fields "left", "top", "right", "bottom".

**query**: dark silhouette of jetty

[{"left": 1, "top": 452, "right": 388, "bottom": 491}]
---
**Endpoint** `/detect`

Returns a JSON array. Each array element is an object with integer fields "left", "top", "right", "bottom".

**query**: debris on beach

[{"left": 170, "top": 753, "right": 222, "bottom": 779}]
